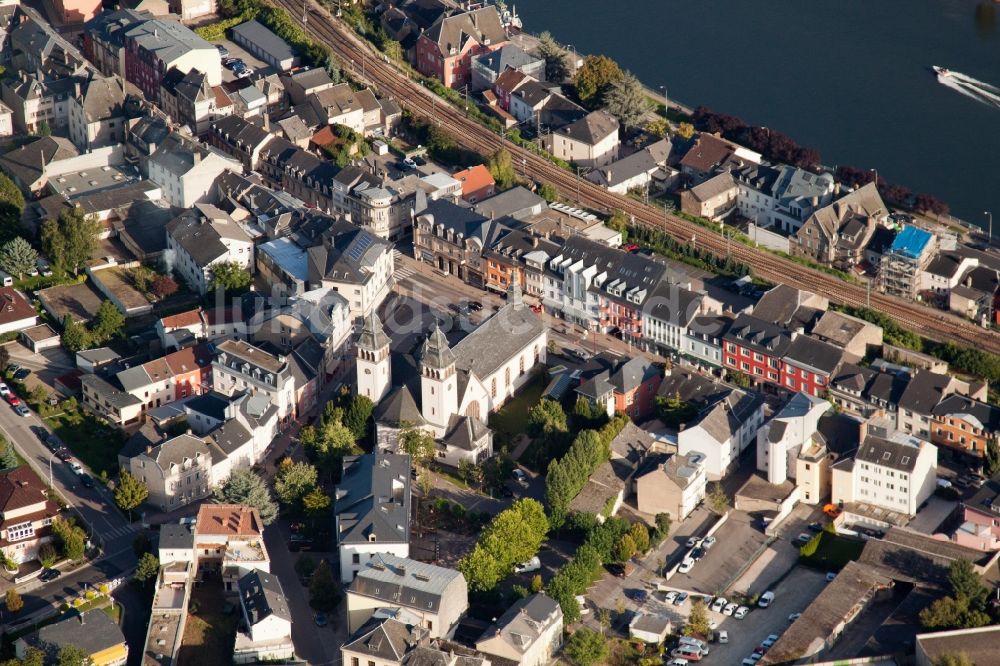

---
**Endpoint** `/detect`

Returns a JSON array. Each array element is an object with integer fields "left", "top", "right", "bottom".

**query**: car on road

[
  {"left": 788, "top": 612, "right": 802, "bottom": 622},
  {"left": 702, "top": 535, "right": 717, "bottom": 549},
  {"left": 13, "top": 368, "right": 31, "bottom": 380},
  {"left": 39, "top": 568, "right": 62, "bottom": 582},
  {"left": 690, "top": 546, "right": 706, "bottom": 561},
  {"left": 685, "top": 536, "right": 701, "bottom": 548},
  {"left": 678, "top": 557, "right": 695, "bottom": 574},
  {"left": 663, "top": 590, "right": 678, "bottom": 604},
  {"left": 79, "top": 474, "right": 95, "bottom": 488},
  {"left": 674, "top": 591, "right": 689, "bottom": 606},
  {"left": 666, "top": 660, "right": 689, "bottom": 666},
  {"left": 313, "top": 612, "right": 328, "bottom": 627},
  {"left": 6, "top": 394, "right": 19, "bottom": 405},
  {"left": 69, "top": 461, "right": 84, "bottom": 475},
  {"left": 762, "top": 634, "right": 780, "bottom": 648},
  {"left": 794, "top": 533, "right": 812, "bottom": 544},
  {"left": 735, "top": 605, "right": 750, "bottom": 619},
  {"left": 607, "top": 562, "right": 634, "bottom": 577},
  {"left": 723, "top": 602, "right": 738, "bottom": 616},
  {"left": 711, "top": 597, "right": 727, "bottom": 613},
  {"left": 55, "top": 448, "right": 72, "bottom": 461},
  {"left": 512, "top": 468, "right": 527, "bottom": 483},
  {"left": 15, "top": 403, "right": 30, "bottom": 417},
  {"left": 625, "top": 589, "right": 648, "bottom": 603},
  {"left": 758, "top": 591, "right": 775, "bottom": 608},
  {"left": 0, "top": 383, "right": 9, "bottom": 397},
  {"left": 826, "top": 571, "right": 837, "bottom": 582},
  {"left": 45, "top": 435, "right": 62, "bottom": 451},
  {"left": 717, "top": 630, "right": 729, "bottom": 644},
  {"left": 808, "top": 522, "right": 824, "bottom": 532}
]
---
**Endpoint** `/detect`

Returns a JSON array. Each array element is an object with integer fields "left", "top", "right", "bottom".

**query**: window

[{"left": 352, "top": 554, "right": 360, "bottom": 564}]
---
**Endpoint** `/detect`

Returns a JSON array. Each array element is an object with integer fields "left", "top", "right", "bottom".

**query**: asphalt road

[{"left": 0, "top": 362, "right": 139, "bottom": 620}]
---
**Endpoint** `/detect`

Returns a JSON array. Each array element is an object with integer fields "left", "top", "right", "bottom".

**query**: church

[{"left": 356, "top": 280, "right": 547, "bottom": 467}]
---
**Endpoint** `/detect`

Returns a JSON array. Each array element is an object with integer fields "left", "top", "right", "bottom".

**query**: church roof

[
  {"left": 419, "top": 325, "right": 455, "bottom": 370},
  {"left": 358, "top": 311, "right": 391, "bottom": 351},
  {"left": 374, "top": 386, "right": 426, "bottom": 427}
]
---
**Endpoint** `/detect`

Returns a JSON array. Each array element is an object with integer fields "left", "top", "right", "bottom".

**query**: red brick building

[
  {"left": 723, "top": 314, "right": 793, "bottom": 387},
  {"left": 780, "top": 335, "right": 845, "bottom": 397},
  {"left": 415, "top": 6, "right": 508, "bottom": 89}
]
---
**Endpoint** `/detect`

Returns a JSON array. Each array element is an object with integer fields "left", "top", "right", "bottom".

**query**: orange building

[
  {"left": 53, "top": 0, "right": 102, "bottom": 24},
  {"left": 453, "top": 164, "right": 496, "bottom": 203},
  {"left": 931, "top": 394, "right": 1000, "bottom": 459}
]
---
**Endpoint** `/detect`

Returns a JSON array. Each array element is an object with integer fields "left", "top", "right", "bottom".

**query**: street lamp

[
  {"left": 869, "top": 168, "right": 878, "bottom": 189},
  {"left": 565, "top": 44, "right": 577, "bottom": 75},
  {"left": 659, "top": 85, "right": 668, "bottom": 116},
  {"left": 985, "top": 211, "right": 993, "bottom": 243}
]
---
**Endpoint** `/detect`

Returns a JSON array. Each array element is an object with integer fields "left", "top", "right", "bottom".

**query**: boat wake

[{"left": 935, "top": 67, "right": 1000, "bottom": 109}]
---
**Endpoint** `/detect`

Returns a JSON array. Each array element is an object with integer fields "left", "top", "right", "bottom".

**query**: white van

[
  {"left": 514, "top": 556, "right": 541, "bottom": 573},
  {"left": 0, "top": 271, "right": 12, "bottom": 287}
]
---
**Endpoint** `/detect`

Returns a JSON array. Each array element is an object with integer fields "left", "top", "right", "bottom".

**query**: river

[{"left": 514, "top": 0, "right": 1000, "bottom": 230}]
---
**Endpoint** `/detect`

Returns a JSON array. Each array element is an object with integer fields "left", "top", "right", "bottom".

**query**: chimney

[
  {"left": 834, "top": 182, "right": 841, "bottom": 196},
  {"left": 811, "top": 195, "right": 818, "bottom": 207}
]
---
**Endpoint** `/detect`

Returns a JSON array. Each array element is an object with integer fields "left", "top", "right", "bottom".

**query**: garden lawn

[
  {"left": 177, "top": 582, "right": 237, "bottom": 666},
  {"left": 488, "top": 372, "right": 546, "bottom": 445},
  {"left": 800, "top": 532, "right": 865, "bottom": 571},
  {"left": 44, "top": 411, "right": 121, "bottom": 478}
]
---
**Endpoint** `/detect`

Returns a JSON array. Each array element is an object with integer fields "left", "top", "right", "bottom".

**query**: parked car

[
  {"left": 68, "top": 461, "right": 84, "bottom": 475},
  {"left": 762, "top": 635, "right": 780, "bottom": 648},
  {"left": 674, "top": 591, "right": 689, "bottom": 606},
  {"left": 690, "top": 547, "right": 706, "bottom": 561},
  {"left": 685, "top": 536, "right": 701, "bottom": 548},
  {"left": 678, "top": 637, "right": 707, "bottom": 651},
  {"left": 711, "top": 597, "right": 727, "bottom": 613},
  {"left": 678, "top": 558, "right": 695, "bottom": 574},
  {"left": 31, "top": 425, "right": 47, "bottom": 442},
  {"left": 216, "top": 43, "right": 230, "bottom": 57},
  {"left": 702, "top": 535, "right": 717, "bottom": 549},
  {"left": 723, "top": 602, "right": 738, "bottom": 616},
  {"left": 735, "top": 605, "right": 750, "bottom": 619},
  {"left": 758, "top": 591, "right": 775, "bottom": 608},
  {"left": 794, "top": 533, "right": 812, "bottom": 544},
  {"left": 15, "top": 403, "right": 30, "bottom": 417},
  {"left": 808, "top": 522, "right": 824, "bottom": 532},
  {"left": 607, "top": 562, "right": 635, "bottom": 577},
  {"left": 5, "top": 394, "right": 19, "bottom": 405},
  {"left": 717, "top": 630, "right": 729, "bottom": 644},
  {"left": 0, "top": 383, "right": 10, "bottom": 397},
  {"left": 402, "top": 157, "right": 417, "bottom": 168},
  {"left": 13, "top": 367, "right": 30, "bottom": 380},
  {"left": 670, "top": 648, "right": 702, "bottom": 662},
  {"left": 826, "top": 572, "right": 837, "bottom": 582},
  {"left": 666, "top": 660, "right": 689, "bottom": 666},
  {"left": 468, "top": 301, "right": 483, "bottom": 312},
  {"left": 313, "top": 612, "right": 328, "bottom": 627},
  {"left": 663, "top": 590, "right": 678, "bottom": 604},
  {"left": 625, "top": 588, "right": 648, "bottom": 603},
  {"left": 788, "top": 612, "right": 802, "bottom": 622},
  {"left": 514, "top": 556, "right": 541, "bottom": 573},
  {"left": 39, "top": 568, "right": 62, "bottom": 582},
  {"left": 79, "top": 474, "right": 95, "bottom": 488},
  {"left": 45, "top": 435, "right": 62, "bottom": 452},
  {"left": 512, "top": 468, "right": 527, "bottom": 483},
  {"left": 55, "top": 448, "right": 72, "bottom": 461}
]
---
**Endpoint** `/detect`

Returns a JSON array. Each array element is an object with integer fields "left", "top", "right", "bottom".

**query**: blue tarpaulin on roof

[{"left": 888, "top": 225, "right": 933, "bottom": 259}]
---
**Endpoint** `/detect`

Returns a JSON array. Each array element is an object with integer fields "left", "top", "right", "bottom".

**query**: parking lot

[
  {"left": 668, "top": 512, "right": 768, "bottom": 596},
  {"left": 209, "top": 37, "right": 273, "bottom": 83}
]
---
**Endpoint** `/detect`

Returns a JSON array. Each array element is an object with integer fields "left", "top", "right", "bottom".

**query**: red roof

[
  {"left": 311, "top": 125, "right": 337, "bottom": 147},
  {"left": 0, "top": 288, "right": 36, "bottom": 327},
  {"left": 164, "top": 342, "right": 213, "bottom": 375},
  {"left": 196, "top": 504, "right": 263, "bottom": 536},
  {"left": 160, "top": 308, "right": 203, "bottom": 329},
  {"left": 493, "top": 68, "right": 527, "bottom": 95},
  {"left": 453, "top": 164, "right": 495, "bottom": 197},
  {"left": 0, "top": 466, "right": 50, "bottom": 513}
]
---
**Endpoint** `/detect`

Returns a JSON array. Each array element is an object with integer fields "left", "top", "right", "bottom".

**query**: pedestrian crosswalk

[
  {"left": 393, "top": 251, "right": 418, "bottom": 282},
  {"left": 102, "top": 523, "right": 141, "bottom": 541}
]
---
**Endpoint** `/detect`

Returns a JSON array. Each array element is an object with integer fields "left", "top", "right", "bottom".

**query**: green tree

[
  {"left": 949, "top": 559, "right": 989, "bottom": 611},
  {"left": 303, "top": 418, "right": 360, "bottom": 478},
  {"left": 42, "top": 206, "right": 100, "bottom": 275},
  {"left": 707, "top": 481, "right": 730, "bottom": 514},
  {"left": 528, "top": 398, "right": 568, "bottom": 437},
  {"left": 629, "top": 522, "right": 650, "bottom": 553},
  {"left": 273, "top": 459, "right": 318, "bottom": 507},
  {"left": 655, "top": 391, "right": 697, "bottom": 427},
  {"left": 676, "top": 122, "right": 696, "bottom": 140},
  {"left": 530, "top": 573, "right": 543, "bottom": 593},
  {"left": 537, "top": 31, "right": 570, "bottom": 83},
  {"left": 458, "top": 499, "right": 549, "bottom": 592},
  {"left": 488, "top": 149, "right": 517, "bottom": 190},
  {"left": 214, "top": 468, "right": 278, "bottom": 525},
  {"left": 652, "top": 512, "right": 672, "bottom": 545},
  {"left": 309, "top": 559, "right": 341, "bottom": 611},
  {"left": 14, "top": 649, "right": 44, "bottom": 666},
  {"left": 114, "top": 470, "right": 148, "bottom": 519},
  {"left": 606, "top": 209, "right": 630, "bottom": 242},
  {"left": 573, "top": 55, "right": 623, "bottom": 108},
  {"left": 295, "top": 555, "right": 316, "bottom": 580},
  {"left": 60, "top": 314, "right": 90, "bottom": 353},
  {"left": 538, "top": 183, "right": 558, "bottom": 202},
  {"left": 92, "top": 301, "right": 125, "bottom": 343},
  {"left": 134, "top": 552, "right": 160, "bottom": 584},
  {"left": 56, "top": 645, "right": 93, "bottom": 666},
  {"left": 398, "top": 424, "right": 436, "bottom": 468},
  {"left": 37, "top": 121, "right": 51, "bottom": 137},
  {"left": 0, "top": 438, "right": 18, "bottom": 470},
  {"left": 51, "top": 517, "right": 86, "bottom": 561},
  {"left": 38, "top": 543, "right": 57, "bottom": 568},
  {"left": 209, "top": 261, "right": 252, "bottom": 293},
  {"left": 563, "top": 628, "right": 608, "bottom": 666},
  {"left": 0, "top": 237, "right": 37, "bottom": 278},
  {"left": 934, "top": 653, "right": 974, "bottom": 666},
  {"left": 604, "top": 70, "right": 652, "bottom": 131},
  {"left": 646, "top": 117, "right": 669, "bottom": 138},
  {"left": 573, "top": 396, "right": 594, "bottom": 423},
  {"left": 684, "top": 598, "right": 712, "bottom": 637},
  {"left": 5, "top": 588, "right": 23, "bottom": 613},
  {"left": 301, "top": 487, "right": 331, "bottom": 517},
  {"left": 343, "top": 394, "right": 374, "bottom": 442},
  {"left": 730, "top": 369, "right": 752, "bottom": 389},
  {"left": 613, "top": 533, "right": 636, "bottom": 562},
  {"left": 0, "top": 173, "right": 25, "bottom": 245},
  {"left": 985, "top": 438, "right": 1000, "bottom": 477}
]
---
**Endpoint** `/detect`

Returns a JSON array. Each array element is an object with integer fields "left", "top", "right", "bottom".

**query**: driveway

[
  {"left": 5, "top": 341, "right": 75, "bottom": 395},
  {"left": 667, "top": 511, "right": 767, "bottom": 596},
  {"left": 907, "top": 496, "right": 957, "bottom": 535}
]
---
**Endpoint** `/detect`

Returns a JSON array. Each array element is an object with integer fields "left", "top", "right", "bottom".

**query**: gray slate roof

[
  {"left": 451, "top": 289, "right": 543, "bottom": 379},
  {"left": 855, "top": 433, "right": 922, "bottom": 472},
  {"left": 159, "top": 523, "right": 194, "bottom": 550},
  {"left": 22, "top": 610, "right": 125, "bottom": 659},
  {"left": 349, "top": 553, "right": 464, "bottom": 612},
  {"left": 232, "top": 20, "right": 296, "bottom": 63},
  {"left": 443, "top": 414, "right": 491, "bottom": 451},
  {"left": 358, "top": 311, "right": 391, "bottom": 351},
  {"left": 239, "top": 568, "right": 292, "bottom": 624},
  {"left": 336, "top": 454, "right": 411, "bottom": 546}
]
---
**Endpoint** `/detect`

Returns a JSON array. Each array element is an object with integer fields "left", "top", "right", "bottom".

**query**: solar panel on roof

[{"left": 347, "top": 234, "right": 375, "bottom": 262}]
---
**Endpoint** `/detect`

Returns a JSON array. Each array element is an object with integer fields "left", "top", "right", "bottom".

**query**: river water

[{"left": 514, "top": 0, "right": 1000, "bottom": 229}]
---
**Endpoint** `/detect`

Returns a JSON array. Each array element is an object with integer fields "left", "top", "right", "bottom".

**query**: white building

[
  {"left": 335, "top": 454, "right": 411, "bottom": 583},
  {"left": 166, "top": 204, "right": 254, "bottom": 295},
  {"left": 211, "top": 340, "right": 296, "bottom": 422},
  {"left": 148, "top": 132, "right": 239, "bottom": 208},
  {"left": 67, "top": 75, "right": 126, "bottom": 152},
  {"left": 734, "top": 164, "right": 837, "bottom": 234},
  {"left": 757, "top": 392, "right": 830, "bottom": 485},
  {"left": 121, "top": 434, "right": 219, "bottom": 511},
  {"left": 676, "top": 389, "right": 765, "bottom": 479},
  {"left": 544, "top": 110, "right": 620, "bottom": 168},
  {"left": 306, "top": 219, "right": 395, "bottom": 321},
  {"left": 476, "top": 594, "right": 563, "bottom": 666},
  {"left": 832, "top": 424, "right": 938, "bottom": 517},
  {"left": 234, "top": 569, "right": 294, "bottom": 663}
]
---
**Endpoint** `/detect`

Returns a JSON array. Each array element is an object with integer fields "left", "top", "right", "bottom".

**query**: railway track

[{"left": 276, "top": 0, "right": 1000, "bottom": 355}]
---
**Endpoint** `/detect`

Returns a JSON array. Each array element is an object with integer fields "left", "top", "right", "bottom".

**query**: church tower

[
  {"left": 419, "top": 324, "right": 457, "bottom": 432},
  {"left": 356, "top": 311, "right": 392, "bottom": 403}
]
